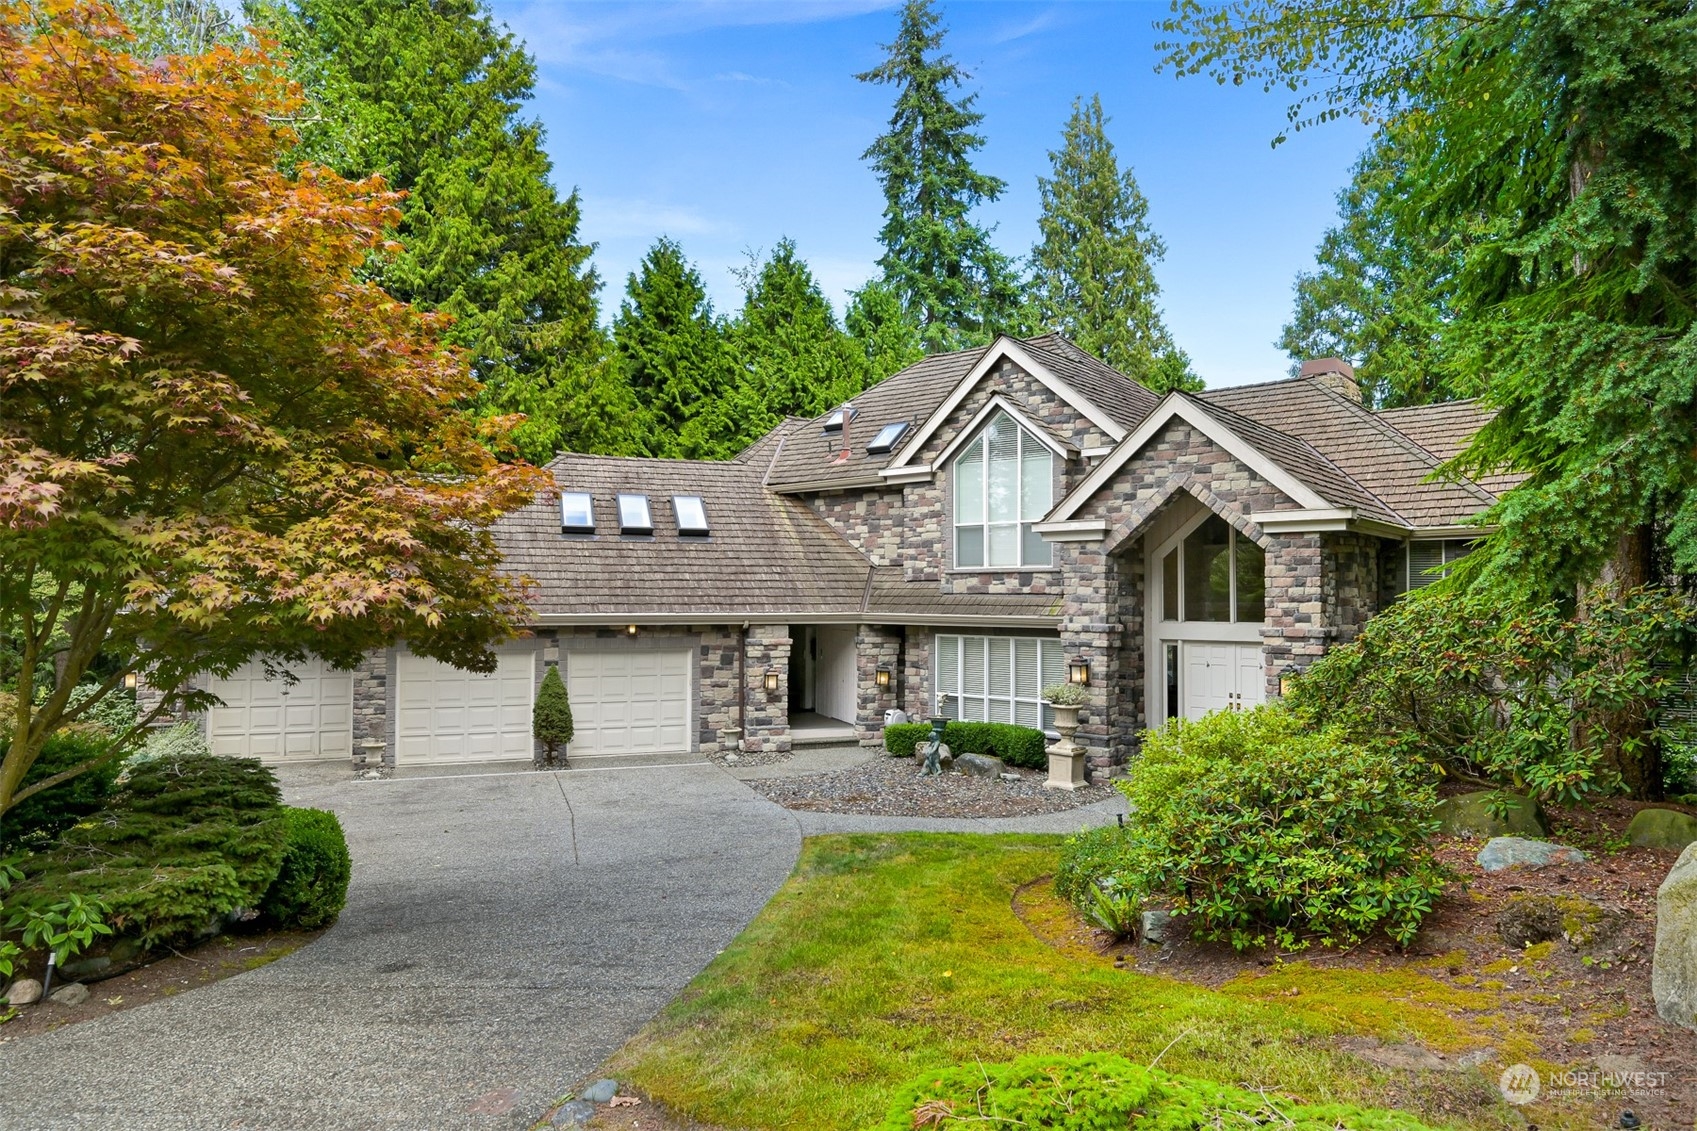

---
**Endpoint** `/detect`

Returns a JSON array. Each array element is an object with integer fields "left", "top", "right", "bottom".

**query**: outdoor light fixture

[
  {"left": 1067, "top": 659, "right": 1090, "bottom": 686},
  {"left": 875, "top": 667, "right": 891, "bottom": 689},
  {"left": 1279, "top": 663, "right": 1300, "bottom": 697},
  {"left": 764, "top": 668, "right": 780, "bottom": 693},
  {"left": 626, "top": 624, "right": 638, "bottom": 636},
  {"left": 123, "top": 671, "right": 138, "bottom": 691}
]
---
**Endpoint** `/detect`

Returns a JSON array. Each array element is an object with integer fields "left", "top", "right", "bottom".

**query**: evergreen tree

[
  {"left": 1029, "top": 95, "right": 1200, "bottom": 393},
  {"left": 256, "top": 0, "right": 620, "bottom": 462},
  {"left": 613, "top": 238, "right": 735, "bottom": 458},
  {"left": 731, "top": 240, "right": 868, "bottom": 425},
  {"left": 1278, "top": 119, "right": 1459, "bottom": 408},
  {"left": 532, "top": 666, "right": 573, "bottom": 766},
  {"left": 845, "top": 279, "right": 926, "bottom": 385},
  {"left": 857, "top": 0, "right": 1017, "bottom": 353}
]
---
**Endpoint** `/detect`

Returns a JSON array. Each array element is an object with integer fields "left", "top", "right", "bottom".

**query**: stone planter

[{"left": 1044, "top": 702, "right": 1086, "bottom": 791}]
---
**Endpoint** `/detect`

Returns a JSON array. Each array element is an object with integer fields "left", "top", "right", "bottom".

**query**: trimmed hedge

[
  {"left": 881, "top": 719, "right": 1048, "bottom": 769},
  {"left": 880, "top": 1054, "right": 1440, "bottom": 1131},
  {"left": 0, "top": 730, "right": 122, "bottom": 849},
  {"left": 261, "top": 807, "right": 351, "bottom": 930}
]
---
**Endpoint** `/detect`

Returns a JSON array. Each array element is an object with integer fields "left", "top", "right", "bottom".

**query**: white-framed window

[
  {"left": 934, "top": 635, "right": 1065, "bottom": 730},
  {"left": 953, "top": 412, "right": 1053, "bottom": 569},
  {"left": 1156, "top": 514, "right": 1265, "bottom": 624},
  {"left": 1403, "top": 539, "right": 1474, "bottom": 591}
]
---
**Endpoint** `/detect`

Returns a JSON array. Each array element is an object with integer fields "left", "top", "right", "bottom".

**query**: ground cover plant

[{"left": 606, "top": 833, "right": 1534, "bottom": 1131}]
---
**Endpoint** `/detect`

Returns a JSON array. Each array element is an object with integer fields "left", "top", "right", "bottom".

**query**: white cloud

[{"left": 586, "top": 198, "right": 730, "bottom": 239}]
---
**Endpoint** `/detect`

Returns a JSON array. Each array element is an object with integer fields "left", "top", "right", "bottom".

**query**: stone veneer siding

[
  {"left": 854, "top": 625, "right": 904, "bottom": 743},
  {"left": 742, "top": 625, "right": 791, "bottom": 753}
]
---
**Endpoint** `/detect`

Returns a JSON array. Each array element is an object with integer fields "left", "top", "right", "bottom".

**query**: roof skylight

[
  {"left": 560, "top": 492, "right": 595, "bottom": 532},
  {"left": 821, "top": 405, "right": 859, "bottom": 434},
  {"left": 865, "top": 421, "right": 910, "bottom": 454},
  {"left": 616, "top": 493, "right": 653, "bottom": 534},
  {"left": 673, "top": 495, "right": 710, "bottom": 535}
]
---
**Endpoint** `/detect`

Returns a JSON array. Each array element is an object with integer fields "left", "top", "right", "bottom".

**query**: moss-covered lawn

[{"left": 606, "top": 834, "right": 1533, "bottom": 1131}]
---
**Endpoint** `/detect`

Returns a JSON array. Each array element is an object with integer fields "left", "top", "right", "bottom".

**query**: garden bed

[{"left": 744, "top": 753, "right": 1116, "bottom": 818}]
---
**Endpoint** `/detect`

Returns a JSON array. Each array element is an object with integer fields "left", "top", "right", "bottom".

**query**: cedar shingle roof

[{"left": 1377, "top": 399, "right": 1525, "bottom": 496}]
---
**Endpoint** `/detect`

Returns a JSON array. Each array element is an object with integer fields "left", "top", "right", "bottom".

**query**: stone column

[
  {"left": 1060, "top": 543, "right": 1130, "bottom": 777},
  {"left": 351, "top": 649, "right": 392, "bottom": 770},
  {"left": 854, "top": 625, "right": 904, "bottom": 745},
  {"left": 742, "top": 625, "right": 792, "bottom": 754},
  {"left": 901, "top": 628, "right": 933, "bottom": 721},
  {"left": 1261, "top": 534, "right": 1329, "bottom": 698}
]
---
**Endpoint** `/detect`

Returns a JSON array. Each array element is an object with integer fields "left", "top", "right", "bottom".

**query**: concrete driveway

[{"left": 0, "top": 763, "right": 802, "bottom": 1131}]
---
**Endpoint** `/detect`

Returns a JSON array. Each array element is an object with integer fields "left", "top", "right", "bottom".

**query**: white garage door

[
  {"left": 396, "top": 650, "right": 535, "bottom": 765},
  {"left": 566, "top": 649, "right": 692, "bottom": 757},
  {"left": 206, "top": 657, "right": 352, "bottom": 762}
]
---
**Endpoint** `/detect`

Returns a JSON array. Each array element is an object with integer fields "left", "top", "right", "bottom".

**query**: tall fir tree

[
  {"left": 845, "top": 279, "right": 926, "bottom": 385},
  {"left": 254, "top": 0, "right": 624, "bottom": 461},
  {"left": 1028, "top": 95, "right": 1199, "bottom": 393},
  {"left": 730, "top": 240, "right": 869, "bottom": 426},
  {"left": 613, "top": 238, "right": 735, "bottom": 459},
  {"left": 857, "top": 0, "right": 1017, "bottom": 353}
]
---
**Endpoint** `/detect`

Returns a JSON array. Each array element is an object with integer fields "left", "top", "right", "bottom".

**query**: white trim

[
  {"left": 1408, "top": 525, "right": 1495, "bottom": 538},
  {"left": 1081, "top": 446, "right": 1114, "bottom": 459},
  {"left": 886, "top": 336, "right": 1126, "bottom": 469},
  {"left": 1046, "top": 395, "right": 1332, "bottom": 524},
  {"left": 929, "top": 396, "right": 1079, "bottom": 471},
  {"left": 1031, "top": 518, "right": 1107, "bottom": 541},
  {"left": 878, "top": 464, "right": 933, "bottom": 484}
]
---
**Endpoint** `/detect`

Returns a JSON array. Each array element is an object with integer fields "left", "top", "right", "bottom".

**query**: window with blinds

[
  {"left": 952, "top": 413, "right": 1053, "bottom": 569},
  {"left": 1405, "top": 539, "right": 1474, "bottom": 590},
  {"left": 934, "top": 635, "right": 1065, "bottom": 730}
]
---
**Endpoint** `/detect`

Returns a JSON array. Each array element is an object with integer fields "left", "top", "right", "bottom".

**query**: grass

[{"left": 606, "top": 834, "right": 1523, "bottom": 1131}]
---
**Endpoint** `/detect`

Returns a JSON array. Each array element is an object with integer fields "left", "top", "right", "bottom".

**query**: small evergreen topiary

[
  {"left": 261, "top": 807, "right": 351, "bottom": 930},
  {"left": 533, "top": 664, "right": 574, "bottom": 765}
]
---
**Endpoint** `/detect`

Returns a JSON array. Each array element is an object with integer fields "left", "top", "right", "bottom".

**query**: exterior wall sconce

[
  {"left": 1279, "top": 663, "right": 1300, "bottom": 697},
  {"left": 875, "top": 667, "right": 891, "bottom": 689},
  {"left": 764, "top": 668, "right": 780, "bottom": 693},
  {"left": 123, "top": 671, "right": 138, "bottom": 691},
  {"left": 1067, "top": 659, "right": 1090, "bottom": 686},
  {"left": 626, "top": 624, "right": 638, "bottom": 636}
]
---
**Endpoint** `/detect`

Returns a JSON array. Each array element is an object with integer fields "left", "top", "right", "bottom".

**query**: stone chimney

[{"left": 1299, "top": 356, "right": 1361, "bottom": 402}]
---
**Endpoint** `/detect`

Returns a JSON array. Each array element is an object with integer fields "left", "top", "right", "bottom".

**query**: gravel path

[{"left": 747, "top": 751, "right": 1118, "bottom": 818}]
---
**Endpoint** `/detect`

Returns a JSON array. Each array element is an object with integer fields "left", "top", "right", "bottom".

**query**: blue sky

[{"left": 486, "top": 0, "right": 1372, "bottom": 388}]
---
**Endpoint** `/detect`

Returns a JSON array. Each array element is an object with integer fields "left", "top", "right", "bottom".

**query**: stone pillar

[
  {"left": 742, "top": 625, "right": 791, "bottom": 754},
  {"left": 1261, "top": 534, "right": 1329, "bottom": 698},
  {"left": 902, "top": 629, "right": 933, "bottom": 721},
  {"left": 854, "top": 625, "right": 904, "bottom": 745},
  {"left": 350, "top": 649, "right": 392, "bottom": 770},
  {"left": 1321, "top": 532, "right": 1383, "bottom": 644},
  {"left": 1061, "top": 542, "right": 1130, "bottom": 777}
]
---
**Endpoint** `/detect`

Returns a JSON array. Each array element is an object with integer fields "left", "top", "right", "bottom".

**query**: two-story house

[{"left": 190, "top": 334, "right": 1511, "bottom": 775}]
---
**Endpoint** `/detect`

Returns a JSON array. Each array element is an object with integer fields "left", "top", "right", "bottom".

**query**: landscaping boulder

[
  {"left": 5, "top": 978, "right": 41, "bottom": 1006},
  {"left": 1140, "top": 909, "right": 1171, "bottom": 945},
  {"left": 48, "top": 981, "right": 89, "bottom": 1006},
  {"left": 1654, "top": 842, "right": 1697, "bottom": 1030},
  {"left": 1627, "top": 808, "right": 1697, "bottom": 852},
  {"left": 1476, "top": 836, "right": 1586, "bottom": 873},
  {"left": 1435, "top": 790, "right": 1546, "bottom": 838},
  {"left": 579, "top": 1080, "right": 618, "bottom": 1104},
  {"left": 60, "top": 955, "right": 111, "bottom": 981},
  {"left": 552, "top": 1100, "right": 596, "bottom": 1126},
  {"left": 954, "top": 752, "right": 1006, "bottom": 778}
]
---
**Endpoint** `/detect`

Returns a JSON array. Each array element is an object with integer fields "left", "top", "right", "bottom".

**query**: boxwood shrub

[
  {"left": 879, "top": 1053, "right": 1440, "bottom": 1131},
  {"left": 261, "top": 807, "right": 351, "bottom": 930},
  {"left": 881, "top": 720, "right": 1048, "bottom": 769},
  {"left": 1108, "top": 705, "right": 1447, "bottom": 951}
]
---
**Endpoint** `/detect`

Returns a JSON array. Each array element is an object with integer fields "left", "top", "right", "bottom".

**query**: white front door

[
  {"left": 395, "top": 650, "right": 535, "bottom": 765},
  {"left": 813, "top": 626, "right": 858, "bottom": 725},
  {"left": 566, "top": 649, "right": 693, "bottom": 757},
  {"left": 1180, "top": 642, "right": 1264, "bottom": 719},
  {"left": 206, "top": 657, "right": 352, "bottom": 761}
]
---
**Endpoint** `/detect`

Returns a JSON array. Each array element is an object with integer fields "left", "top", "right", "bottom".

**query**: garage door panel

[
  {"left": 206, "top": 657, "right": 352, "bottom": 762},
  {"left": 566, "top": 649, "right": 692, "bottom": 758},
  {"left": 396, "top": 651, "right": 535, "bottom": 766}
]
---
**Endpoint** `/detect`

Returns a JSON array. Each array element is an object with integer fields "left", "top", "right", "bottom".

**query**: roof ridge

[{"left": 1300, "top": 381, "right": 1499, "bottom": 506}]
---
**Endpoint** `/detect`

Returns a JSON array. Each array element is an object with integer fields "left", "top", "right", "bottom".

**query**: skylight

[
  {"left": 821, "top": 405, "right": 859, "bottom": 433},
  {"left": 866, "top": 421, "right": 910, "bottom": 454},
  {"left": 673, "top": 495, "right": 710, "bottom": 535},
  {"left": 616, "top": 493, "right": 653, "bottom": 534},
  {"left": 560, "top": 492, "right": 594, "bottom": 532}
]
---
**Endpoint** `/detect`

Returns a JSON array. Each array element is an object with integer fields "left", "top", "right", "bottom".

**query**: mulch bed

[
  {"left": 0, "top": 928, "right": 321, "bottom": 1046},
  {"left": 747, "top": 751, "right": 1117, "bottom": 818},
  {"left": 1022, "top": 797, "right": 1697, "bottom": 1129}
]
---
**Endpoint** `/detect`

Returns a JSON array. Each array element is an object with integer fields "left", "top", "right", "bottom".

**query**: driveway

[{"left": 0, "top": 764, "right": 801, "bottom": 1131}]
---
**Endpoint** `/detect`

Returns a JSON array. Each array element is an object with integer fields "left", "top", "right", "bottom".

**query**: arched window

[{"left": 953, "top": 413, "right": 1053, "bottom": 569}]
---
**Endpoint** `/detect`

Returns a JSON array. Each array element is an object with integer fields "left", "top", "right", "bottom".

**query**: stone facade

[
  {"left": 350, "top": 651, "right": 390, "bottom": 770},
  {"left": 853, "top": 625, "right": 904, "bottom": 743},
  {"left": 900, "top": 628, "right": 933, "bottom": 721},
  {"left": 742, "top": 625, "right": 791, "bottom": 754}
]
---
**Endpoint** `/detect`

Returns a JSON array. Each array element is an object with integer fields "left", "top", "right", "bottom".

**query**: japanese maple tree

[{"left": 0, "top": 0, "right": 548, "bottom": 815}]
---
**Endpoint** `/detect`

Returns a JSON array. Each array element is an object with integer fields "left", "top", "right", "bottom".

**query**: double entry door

[{"left": 1177, "top": 641, "right": 1265, "bottom": 719}]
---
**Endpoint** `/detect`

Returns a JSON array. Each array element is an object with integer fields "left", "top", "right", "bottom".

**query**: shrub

[
  {"left": 533, "top": 665, "right": 574, "bottom": 763},
  {"left": 881, "top": 720, "right": 1049, "bottom": 769},
  {"left": 0, "top": 730, "right": 122, "bottom": 849},
  {"left": 261, "top": 807, "right": 351, "bottom": 930},
  {"left": 1112, "top": 706, "right": 1447, "bottom": 951},
  {"left": 65, "top": 683, "right": 138, "bottom": 739},
  {"left": 878, "top": 1054, "right": 1440, "bottom": 1131},
  {"left": 1054, "top": 824, "right": 1134, "bottom": 907},
  {"left": 124, "top": 721, "right": 213, "bottom": 770},
  {"left": 1290, "top": 585, "right": 1697, "bottom": 803},
  {"left": 1041, "top": 681, "right": 1089, "bottom": 706},
  {"left": 8, "top": 754, "right": 288, "bottom": 947}
]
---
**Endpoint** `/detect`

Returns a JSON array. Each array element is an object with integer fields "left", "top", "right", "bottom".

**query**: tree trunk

[{"left": 1581, "top": 523, "right": 1662, "bottom": 799}]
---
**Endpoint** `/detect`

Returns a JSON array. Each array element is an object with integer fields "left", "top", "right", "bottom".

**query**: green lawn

[{"left": 606, "top": 834, "right": 1526, "bottom": 1130}]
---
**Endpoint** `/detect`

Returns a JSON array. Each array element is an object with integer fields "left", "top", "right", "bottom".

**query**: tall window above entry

[
  {"left": 1157, "top": 514, "right": 1265, "bottom": 623},
  {"left": 953, "top": 412, "right": 1053, "bottom": 569}
]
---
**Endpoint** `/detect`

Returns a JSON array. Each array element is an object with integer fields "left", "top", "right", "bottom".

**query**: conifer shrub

[
  {"left": 0, "top": 730, "right": 122, "bottom": 848},
  {"left": 8, "top": 754, "right": 288, "bottom": 946},
  {"left": 1108, "top": 706, "right": 1447, "bottom": 951},
  {"left": 880, "top": 1054, "right": 1439, "bottom": 1131},
  {"left": 533, "top": 665, "right": 574, "bottom": 764},
  {"left": 260, "top": 807, "right": 351, "bottom": 930}
]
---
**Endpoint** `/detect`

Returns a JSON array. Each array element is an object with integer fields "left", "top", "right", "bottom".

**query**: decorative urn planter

[{"left": 1043, "top": 702, "right": 1087, "bottom": 791}]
